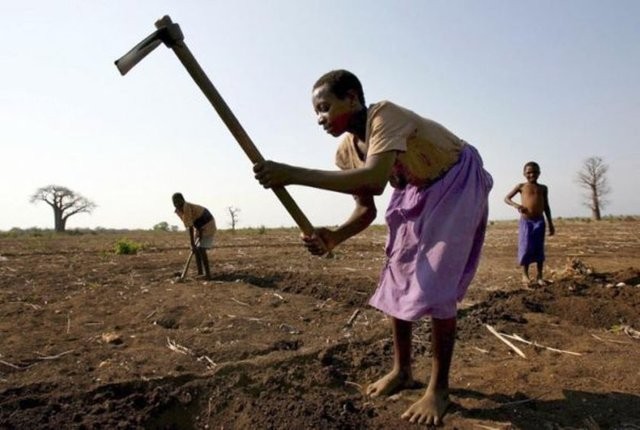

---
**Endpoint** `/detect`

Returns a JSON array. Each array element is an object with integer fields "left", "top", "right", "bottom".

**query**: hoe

[{"left": 115, "top": 15, "right": 315, "bottom": 239}]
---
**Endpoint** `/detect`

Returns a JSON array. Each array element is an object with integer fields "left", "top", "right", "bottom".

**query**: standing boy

[
  {"left": 504, "top": 161, "right": 555, "bottom": 286},
  {"left": 172, "top": 193, "right": 216, "bottom": 280}
]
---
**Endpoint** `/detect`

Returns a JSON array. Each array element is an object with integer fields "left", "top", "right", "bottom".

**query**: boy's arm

[
  {"left": 303, "top": 194, "right": 377, "bottom": 256},
  {"left": 504, "top": 184, "right": 523, "bottom": 211},
  {"left": 542, "top": 185, "right": 555, "bottom": 235}
]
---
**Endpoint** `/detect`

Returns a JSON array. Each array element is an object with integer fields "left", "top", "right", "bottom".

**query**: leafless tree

[
  {"left": 576, "top": 157, "right": 610, "bottom": 220},
  {"left": 227, "top": 206, "right": 241, "bottom": 232},
  {"left": 30, "top": 185, "right": 97, "bottom": 232}
]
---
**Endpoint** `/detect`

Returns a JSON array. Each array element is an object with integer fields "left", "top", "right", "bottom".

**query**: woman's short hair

[{"left": 313, "top": 69, "right": 365, "bottom": 105}]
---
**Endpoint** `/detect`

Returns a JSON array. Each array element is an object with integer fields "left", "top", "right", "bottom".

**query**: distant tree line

[
  {"left": 152, "top": 221, "right": 179, "bottom": 232},
  {"left": 27, "top": 159, "right": 614, "bottom": 233}
]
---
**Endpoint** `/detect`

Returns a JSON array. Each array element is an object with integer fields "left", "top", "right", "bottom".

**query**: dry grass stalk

[
  {"left": 582, "top": 416, "right": 601, "bottom": 430},
  {"left": 0, "top": 359, "right": 27, "bottom": 370},
  {"left": 0, "top": 349, "right": 74, "bottom": 370},
  {"left": 345, "top": 309, "right": 361, "bottom": 327},
  {"left": 485, "top": 324, "right": 526, "bottom": 358},
  {"left": 344, "top": 380, "right": 363, "bottom": 391},
  {"left": 623, "top": 325, "right": 640, "bottom": 340},
  {"left": 231, "top": 297, "right": 251, "bottom": 307},
  {"left": 166, "top": 338, "right": 192, "bottom": 355},
  {"left": 36, "top": 350, "right": 74, "bottom": 360},
  {"left": 197, "top": 355, "right": 217, "bottom": 369},
  {"left": 499, "top": 391, "right": 549, "bottom": 407},
  {"left": 501, "top": 333, "right": 582, "bottom": 356},
  {"left": 9, "top": 301, "right": 41, "bottom": 310},
  {"left": 590, "top": 334, "right": 632, "bottom": 345}
]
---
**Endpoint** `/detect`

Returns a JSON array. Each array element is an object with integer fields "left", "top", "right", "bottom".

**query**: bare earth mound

[{"left": 1, "top": 219, "right": 639, "bottom": 429}]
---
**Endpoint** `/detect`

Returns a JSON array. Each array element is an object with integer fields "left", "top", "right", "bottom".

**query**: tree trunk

[
  {"left": 591, "top": 186, "right": 601, "bottom": 221},
  {"left": 53, "top": 207, "right": 65, "bottom": 232}
]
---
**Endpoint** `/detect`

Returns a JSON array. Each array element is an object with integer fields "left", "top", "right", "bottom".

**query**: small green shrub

[
  {"left": 258, "top": 225, "right": 267, "bottom": 234},
  {"left": 114, "top": 238, "right": 141, "bottom": 255}
]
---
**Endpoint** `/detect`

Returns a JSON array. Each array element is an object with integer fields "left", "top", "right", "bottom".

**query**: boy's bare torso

[{"left": 519, "top": 182, "right": 546, "bottom": 219}]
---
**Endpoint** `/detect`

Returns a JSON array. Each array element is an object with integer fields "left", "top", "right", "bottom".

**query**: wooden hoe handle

[{"left": 154, "top": 16, "right": 314, "bottom": 236}]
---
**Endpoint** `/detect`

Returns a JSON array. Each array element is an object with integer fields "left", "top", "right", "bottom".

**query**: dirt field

[{"left": 1, "top": 218, "right": 639, "bottom": 429}]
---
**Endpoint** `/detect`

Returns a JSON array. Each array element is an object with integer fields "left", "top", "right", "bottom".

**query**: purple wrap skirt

[
  {"left": 518, "top": 217, "right": 546, "bottom": 266},
  {"left": 369, "top": 144, "right": 493, "bottom": 321}
]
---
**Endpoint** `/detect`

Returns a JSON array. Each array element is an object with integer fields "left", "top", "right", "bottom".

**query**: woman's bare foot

[
  {"left": 366, "top": 369, "right": 414, "bottom": 397},
  {"left": 401, "top": 388, "right": 450, "bottom": 426}
]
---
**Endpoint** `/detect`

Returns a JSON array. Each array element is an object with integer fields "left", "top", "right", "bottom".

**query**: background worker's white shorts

[{"left": 198, "top": 235, "right": 214, "bottom": 249}]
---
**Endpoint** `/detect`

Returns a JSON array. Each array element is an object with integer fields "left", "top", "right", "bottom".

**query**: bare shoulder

[{"left": 509, "top": 182, "right": 524, "bottom": 193}]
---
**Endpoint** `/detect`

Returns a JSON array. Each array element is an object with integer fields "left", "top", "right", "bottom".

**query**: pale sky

[{"left": 2, "top": 1, "right": 639, "bottom": 231}]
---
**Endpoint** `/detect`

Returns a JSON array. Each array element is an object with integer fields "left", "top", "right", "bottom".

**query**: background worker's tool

[
  {"left": 115, "top": 15, "right": 315, "bottom": 236},
  {"left": 178, "top": 237, "right": 201, "bottom": 281},
  {"left": 178, "top": 250, "right": 194, "bottom": 281}
]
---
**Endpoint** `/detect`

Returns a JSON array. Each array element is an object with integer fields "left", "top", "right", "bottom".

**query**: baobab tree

[
  {"left": 30, "top": 185, "right": 97, "bottom": 232},
  {"left": 576, "top": 157, "right": 611, "bottom": 221}
]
